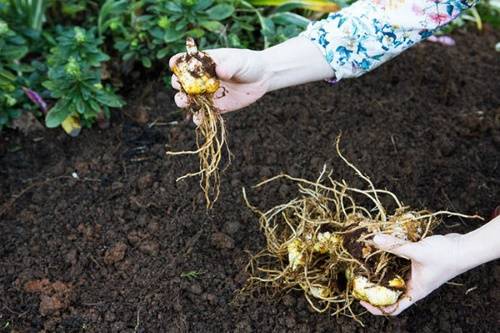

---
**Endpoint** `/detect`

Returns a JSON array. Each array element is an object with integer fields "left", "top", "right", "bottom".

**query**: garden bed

[{"left": 1, "top": 30, "right": 499, "bottom": 332}]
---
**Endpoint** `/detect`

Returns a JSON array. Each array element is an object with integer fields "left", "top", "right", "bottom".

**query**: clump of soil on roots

[{"left": 167, "top": 38, "right": 231, "bottom": 209}]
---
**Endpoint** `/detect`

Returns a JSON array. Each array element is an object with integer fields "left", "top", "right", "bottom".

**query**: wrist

[
  {"left": 454, "top": 234, "right": 473, "bottom": 275},
  {"left": 455, "top": 216, "right": 500, "bottom": 273},
  {"left": 258, "top": 37, "right": 334, "bottom": 92}
]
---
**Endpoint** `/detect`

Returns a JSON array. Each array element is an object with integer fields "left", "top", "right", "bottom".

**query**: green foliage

[
  {"left": 443, "top": 0, "right": 500, "bottom": 32},
  {"left": 0, "top": 0, "right": 48, "bottom": 40},
  {"left": 43, "top": 27, "right": 124, "bottom": 129},
  {"left": 180, "top": 270, "right": 204, "bottom": 280},
  {"left": 0, "top": 18, "right": 29, "bottom": 130},
  {"left": 477, "top": 0, "right": 500, "bottom": 28},
  {"left": 98, "top": 0, "right": 313, "bottom": 67}
]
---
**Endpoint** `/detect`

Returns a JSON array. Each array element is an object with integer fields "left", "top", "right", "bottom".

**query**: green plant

[
  {"left": 0, "top": 0, "right": 48, "bottom": 40},
  {"left": 102, "top": 0, "right": 239, "bottom": 68},
  {"left": 0, "top": 18, "right": 29, "bottom": 131},
  {"left": 180, "top": 270, "right": 204, "bottom": 280},
  {"left": 100, "top": 0, "right": 318, "bottom": 69},
  {"left": 43, "top": 27, "right": 124, "bottom": 136},
  {"left": 444, "top": 0, "right": 500, "bottom": 32}
]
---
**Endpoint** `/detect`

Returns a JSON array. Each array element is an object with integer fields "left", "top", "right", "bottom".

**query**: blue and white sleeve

[{"left": 300, "top": 0, "right": 478, "bottom": 81}]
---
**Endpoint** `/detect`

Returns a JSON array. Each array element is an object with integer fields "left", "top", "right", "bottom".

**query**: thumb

[{"left": 373, "top": 234, "right": 422, "bottom": 261}]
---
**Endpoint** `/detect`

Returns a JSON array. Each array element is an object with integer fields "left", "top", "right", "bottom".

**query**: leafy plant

[
  {"left": 0, "top": 18, "right": 29, "bottom": 131},
  {"left": 180, "top": 270, "right": 204, "bottom": 280},
  {"left": 0, "top": 0, "right": 48, "bottom": 40},
  {"left": 100, "top": 0, "right": 318, "bottom": 69},
  {"left": 43, "top": 27, "right": 124, "bottom": 135}
]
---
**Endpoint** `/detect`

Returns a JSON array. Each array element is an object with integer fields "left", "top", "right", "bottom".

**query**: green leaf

[
  {"left": 207, "top": 4, "right": 235, "bottom": 20},
  {"left": 193, "top": 0, "right": 214, "bottom": 11},
  {"left": 0, "top": 113, "right": 8, "bottom": 125},
  {"left": 1, "top": 45, "right": 29, "bottom": 61},
  {"left": 141, "top": 57, "right": 152, "bottom": 68},
  {"left": 7, "top": 108, "right": 21, "bottom": 119},
  {"left": 95, "top": 91, "right": 124, "bottom": 108},
  {"left": 269, "top": 12, "right": 310, "bottom": 28},
  {"left": 123, "top": 52, "right": 136, "bottom": 61},
  {"left": 75, "top": 96, "right": 86, "bottom": 114},
  {"left": 0, "top": 69, "right": 17, "bottom": 82},
  {"left": 200, "top": 20, "right": 224, "bottom": 32},
  {"left": 187, "top": 28, "right": 205, "bottom": 38},
  {"left": 45, "top": 101, "right": 71, "bottom": 128},
  {"left": 149, "top": 27, "right": 165, "bottom": 40},
  {"left": 164, "top": 28, "right": 184, "bottom": 43},
  {"left": 227, "top": 33, "right": 241, "bottom": 47},
  {"left": 156, "top": 47, "right": 170, "bottom": 59},
  {"left": 261, "top": 17, "right": 275, "bottom": 35},
  {"left": 164, "top": 1, "right": 183, "bottom": 13}
]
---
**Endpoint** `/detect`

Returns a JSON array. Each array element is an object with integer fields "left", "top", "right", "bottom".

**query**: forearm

[
  {"left": 259, "top": 37, "right": 334, "bottom": 92},
  {"left": 301, "top": 0, "right": 478, "bottom": 81},
  {"left": 458, "top": 215, "right": 500, "bottom": 273}
]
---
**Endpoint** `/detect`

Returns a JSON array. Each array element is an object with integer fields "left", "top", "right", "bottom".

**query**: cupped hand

[
  {"left": 361, "top": 233, "right": 465, "bottom": 316},
  {"left": 169, "top": 48, "right": 270, "bottom": 117}
]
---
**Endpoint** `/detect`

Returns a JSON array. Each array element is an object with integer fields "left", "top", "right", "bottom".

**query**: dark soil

[{"left": 1, "top": 30, "right": 499, "bottom": 332}]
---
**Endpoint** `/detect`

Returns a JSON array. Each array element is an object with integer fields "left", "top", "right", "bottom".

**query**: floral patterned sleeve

[{"left": 300, "top": 0, "right": 478, "bottom": 81}]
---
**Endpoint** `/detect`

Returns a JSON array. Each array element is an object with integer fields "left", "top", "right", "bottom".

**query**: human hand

[
  {"left": 361, "top": 233, "right": 465, "bottom": 315},
  {"left": 170, "top": 48, "right": 270, "bottom": 117},
  {"left": 169, "top": 37, "right": 335, "bottom": 124}
]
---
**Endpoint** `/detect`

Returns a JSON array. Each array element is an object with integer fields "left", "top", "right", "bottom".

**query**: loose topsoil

[{"left": 1, "top": 30, "right": 499, "bottom": 333}]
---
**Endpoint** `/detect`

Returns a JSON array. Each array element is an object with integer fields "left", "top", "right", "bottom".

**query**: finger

[
  {"left": 174, "top": 92, "right": 189, "bottom": 108},
  {"left": 373, "top": 234, "right": 422, "bottom": 261},
  {"left": 171, "top": 75, "right": 181, "bottom": 91},
  {"left": 360, "top": 294, "right": 416, "bottom": 316},
  {"left": 382, "top": 295, "right": 414, "bottom": 316},
  {"left": 360, "top": 301, "right": 384, "bottom": 315},
  {"left": 169, "top": 53, "right": 184, "bottom": 70}
]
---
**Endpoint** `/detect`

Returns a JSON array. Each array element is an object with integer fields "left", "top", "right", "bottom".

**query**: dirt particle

[
  {"left": 104, "top": 242, "right": 128, "bottom": 265},
  {"left": 137, "top": 173, "right": 154, "bottom": 190},
  {"left": 285, "top": 315, "right": 296, "bottom": 329},
  {"left": 282, "top": 294, "right": 296, "bottom": 307},
  {"left": 74, "top": 161, "right": 90, "bottom": 175},
  {"left": 131, "top": 105, "right": 150, "bottom": 125},
  {"left": 65, "top": 249, "right": 78, "bottom": 265},
  {"left": 127, "top": 230, "right": 148, "bottom": 246},
  {"left": 211, "top": 232, "right": 235, "bottom": 249},
  {"left": 190, "top": 283, "right": 203, "bottom": 295},
  {"left": 111, "top": 321, "right": 126, "bottom": 332},
  {"left": 223, "top": 221, "right": 241, "bottom": 235},
  {"left": 111, "top": 181, "right": 124, "bottom": 191},
  {"left": 24, "top": 279, "right": 72, "bottom": 316},
  {"left": 235, "top": 320, "right": 252, "bottom": 333},
  {"left": 24, "top": 279, "right": 51, "bottom": 293},
  {"left": 139, "top": 240, "right": 160, "bottom": 256},
  {"left": 203, "top": 293, "right": 217, "bottom": 304},
  {"left": 77, "top": 223, "right": 95, "bottom": 240},
  {"left": 39, "top": 295, "right": 66, "bottom": 316},
  {"left": 104, "top": 311, "right": 116, "bottom": 322},
  {"left": 147, "top": 221, "right": 160, "bottom": 233}
]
